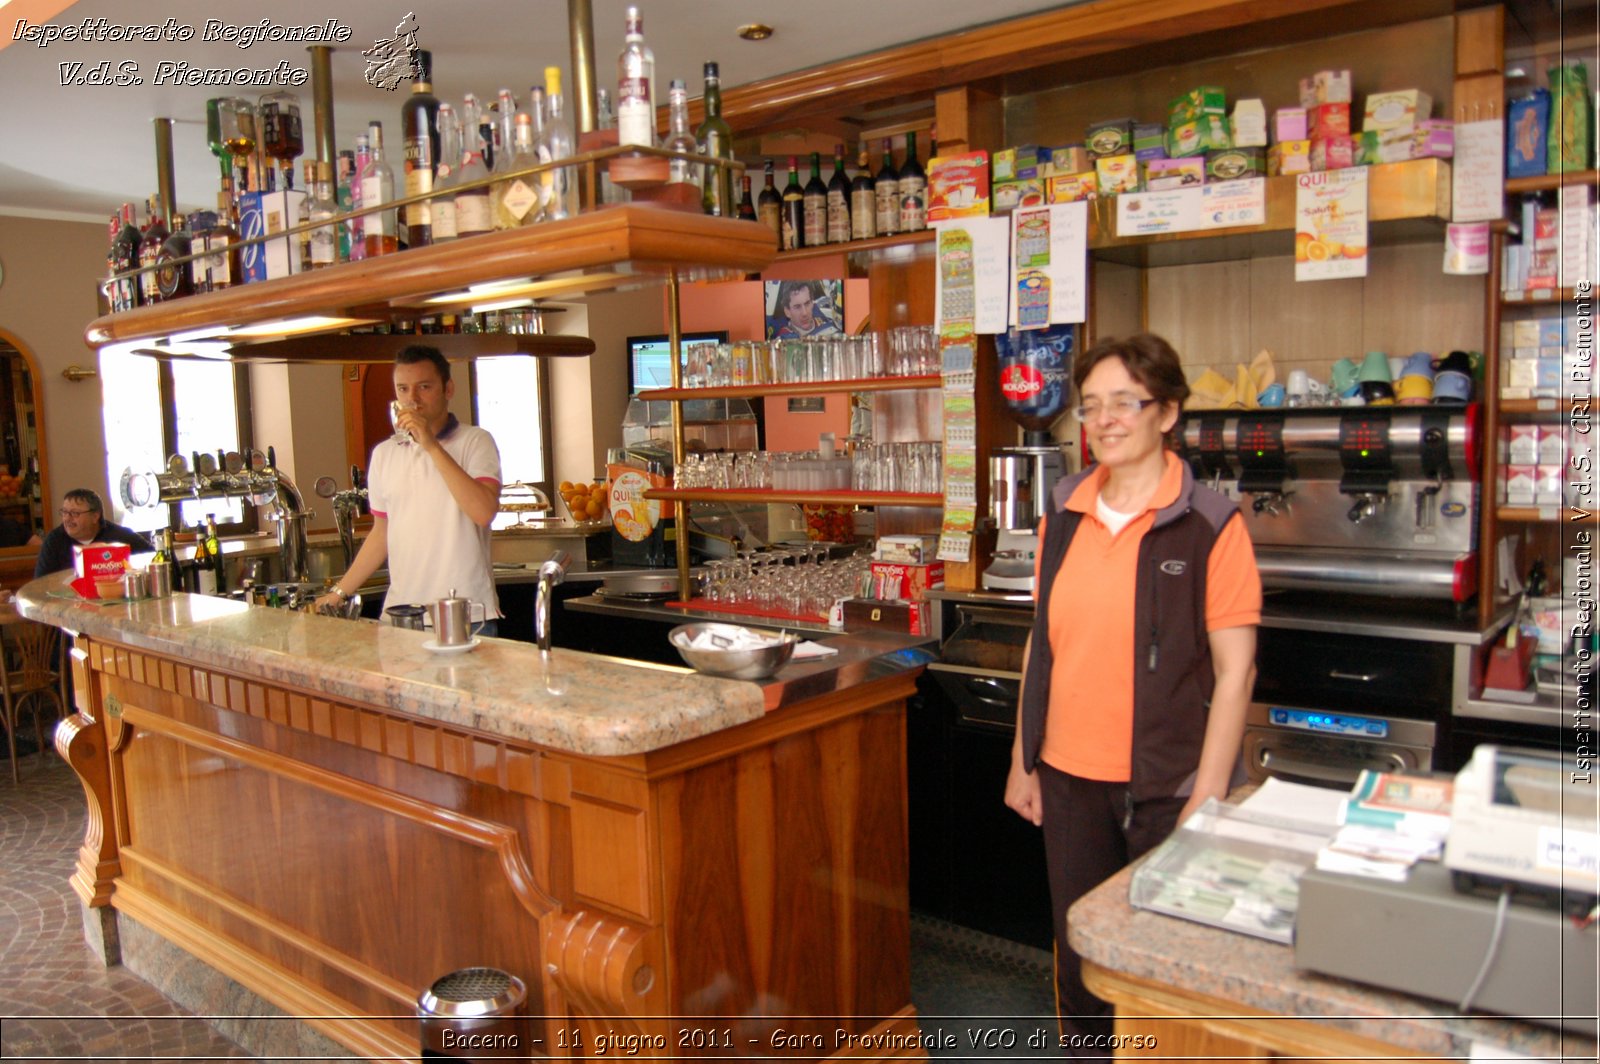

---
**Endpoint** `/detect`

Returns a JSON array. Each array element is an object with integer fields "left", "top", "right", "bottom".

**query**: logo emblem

[
  {"left": 1159, "top": 560, "right": 1187, "bottom": 576},
  {"left": 363, "top": 12, "right": 421, "bottom": 91}
]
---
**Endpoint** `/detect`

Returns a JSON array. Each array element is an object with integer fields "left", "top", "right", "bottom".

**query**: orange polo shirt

[{"left": 1033, "top": 452, "right": 1261, "bottom": 781}]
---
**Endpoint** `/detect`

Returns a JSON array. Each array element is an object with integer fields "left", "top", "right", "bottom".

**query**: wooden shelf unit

[{"left": 1503, "top": 169, "right": 1599, "bottom": 194}]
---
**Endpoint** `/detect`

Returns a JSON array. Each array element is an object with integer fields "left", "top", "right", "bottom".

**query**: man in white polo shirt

[{"left": 317, "top": 346, "right": 502, "bottom": 636}]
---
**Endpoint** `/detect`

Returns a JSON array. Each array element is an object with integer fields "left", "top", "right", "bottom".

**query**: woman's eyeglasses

[{"left": 1075, "top": 397, "right": 1158, "bottom": 422}]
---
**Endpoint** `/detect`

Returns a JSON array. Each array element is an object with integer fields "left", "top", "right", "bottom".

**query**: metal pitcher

[{"left": 431, "top": 589, "right": 485, "bottom": 646}]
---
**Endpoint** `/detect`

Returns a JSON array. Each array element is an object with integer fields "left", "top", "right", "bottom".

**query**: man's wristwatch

[{"left": 330, "top": 586, "right": 349, "bottom": 600}]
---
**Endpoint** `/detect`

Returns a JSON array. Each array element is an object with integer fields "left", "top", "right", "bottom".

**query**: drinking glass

[{"left": 389, "top": 400, "right": 415, "bottom": 445}]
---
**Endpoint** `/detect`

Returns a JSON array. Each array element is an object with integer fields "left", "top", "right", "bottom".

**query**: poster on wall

[
  {"left": 1294, "top": 169, "right": 1369, "bottom": 282},
  {"left": 764, "top": 279, "right": 844, "bottom": 340}
]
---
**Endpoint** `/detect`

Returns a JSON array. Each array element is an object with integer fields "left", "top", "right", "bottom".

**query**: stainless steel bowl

[{"left": 668, "top": 623, "right": 798, "bottom": 680}]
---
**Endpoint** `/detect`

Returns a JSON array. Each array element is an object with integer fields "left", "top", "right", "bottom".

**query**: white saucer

[{"left": 421, "top": 637, "right": 481, "bottom": 654}]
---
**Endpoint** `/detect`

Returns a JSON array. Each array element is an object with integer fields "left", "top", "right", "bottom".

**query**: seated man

[{"left": 35, "top": 489, "right": 154, "bottom": 578}]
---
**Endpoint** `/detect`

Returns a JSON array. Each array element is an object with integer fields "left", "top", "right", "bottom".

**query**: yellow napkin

[
  {"left": 1249, "top": 349, "right": 1276, "bottom": 393},
  {"left": 1188, "top": 368, "right": 1233, "bottom": 409},
  {"left": 1232, "top": 365, "right": 1257, "bottom": 408}
]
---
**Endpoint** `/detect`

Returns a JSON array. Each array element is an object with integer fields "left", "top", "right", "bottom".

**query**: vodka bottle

[{"left": 616, "top": 7, "right": 655, "bottom": 148}]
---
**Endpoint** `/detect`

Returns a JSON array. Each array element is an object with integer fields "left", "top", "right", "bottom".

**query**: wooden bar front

[{"left": 51, "top": 611, "right": 923, "bottom": 1060}]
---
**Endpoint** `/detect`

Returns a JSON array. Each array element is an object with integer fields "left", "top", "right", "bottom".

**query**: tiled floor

[{"left": 0, "top": 749, "right": 1056, "bottom": 1062}]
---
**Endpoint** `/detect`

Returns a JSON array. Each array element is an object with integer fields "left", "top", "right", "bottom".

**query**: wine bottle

[
  {"left": 802, "top": 152, "right": 827, "bottom": 247},
  {"left": 156, "top": 212, "right": 195, "bottom": 301},
  {"left": 400, "top": 49, "right": 440, "bottom": 248},
  {"left": 697, "top": 61, "right": 735, "bottom": 217},
  {"left": 137, "top": 196, "right": 170, "bottom": 305},
  {"left": 192, "top": 525, "right": 217, "bottom": 595},
  {"left": 360, "top": 122, "right": 398, "bottom": 257},
  {"left": 616, "top": 7, "right": 655, "bottom": 148},
  {"left": 875, "top": 138, "right": 899, "bottom": 236},
  {"left": 111, "top": 203, "right": 142, "bottom": 312},
  {"left": 339, "top": 144, "right": 360, "bottom": 262},
  {"left": 737, "top": 176, "right": 757, "bottom": 221},
  {"left": 757, "top": 159, "right": 781, "bottom": 246},
  {"left": 850, "top": 146, "right": 876, "bottom": 241},
  {"left": 308, "top": 161, "right": 340, "bottom": 268},
  {"left": 204, "top": 514, "right": 226, "bottom": 594},
  {"left": 454, "top": 150, "right": 493, "bottom": 237},
  {"left": 898, "top": 131, "right": 927, "bottom": 232},
  {"left": 826, "top": 144, "right": 851, "bottom": 244},
  {"left": 780, "top": 156, "right": 804, "bottom": 250}
]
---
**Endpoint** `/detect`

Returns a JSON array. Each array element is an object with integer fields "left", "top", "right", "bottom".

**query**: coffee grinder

[{"left": 983, "top": 325, "right": 1077, "bottom": 591}]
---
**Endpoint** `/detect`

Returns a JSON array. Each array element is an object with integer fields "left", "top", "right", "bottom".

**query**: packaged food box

[
  {"left": 927, "top": 151, "right": 991, "bottom": 221},
  {"left": 1168, "top": 86, "right": 1227, "bottom": 127},
  {"left": 1086, "top": 119, "right": 1136, "bottom": 159},
  {"left": 1167, "top": 115, "right": 1231, "bottom": 158},
  {"left": 875, "top": 533, "right": 939, "bottom": 564},
  {"left": 1095, "top": 154, "right": 1141, "bottom": 194},
  {"left": 1309, "top": 103, "right": 1351, "bottom": 139},
  {"left": 993, "top": 178, "right": 1046, "bottom": 212},
  {"left": 1133, "top": 123, "right": 1168, "bottom": 161},
  {"left": 870, "top": 560, "right": 946, "bottom": 601},
  {"left": 237, "top": 189, "right": 308, "bottom": 282},
  {"left": 1412, "top": 119, "right": 1454, "bottom": 158},
  {"left": 1547, "top": 63, "right": 1592, "bottom": 173},
  {"left": 1047, "top": 172, "right": 1098, "bottom": 203},
  {"left": 1363, "top": 90, "right": 1432, "bottom": 134},
  {"left": 1205, "top": 147, "right": 1264, "bottom": 181},
  {"left": 1050, "top": 145, "right": 1091, "bottom": 174},
  {"left": 1300, "top": 69, "right": 1352, "bottom": 107},
  {"left": 1361, "top": 128, "right": 1417, "bottom": 164},
  {"left": 1310, "top": 135, "right": 1356, "bottom": 171},
  {"left": 1274, "top": 107, "right": 1308, "bottom": 143},
  {"left": 1144, "top": 157, "right": 1206, "bottom": 190},
  {"left": 1507, "top": 90, "right": 1551, "bottom": 178},
  {"left": 1230, "top": 99, "right": 1268, "bottom": 148},
  {"left": 1526, "top": 596, "right": 1568, "bottom": 655},
  {"left": 1268, "top": 139, "right": 1311, "bottom": 175},
  {"left": 74, "top": 542, "right": 132, "bottom": 581}
]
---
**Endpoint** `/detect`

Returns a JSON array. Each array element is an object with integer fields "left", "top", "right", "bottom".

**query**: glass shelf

[{"left": 647, "top": 488, "right": 943, "bottom": 507}]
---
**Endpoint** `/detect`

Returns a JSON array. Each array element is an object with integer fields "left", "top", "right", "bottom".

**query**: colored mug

[
  {"left": 1401, "top": 352, "right": 1436, "bottom": 379},
  {"left": 1258, "top": 382, "right": 1287, "bottom": 408},
  {"left": 1330, "top": 358, "right": 1360, "bottom": 396},
  {"left": 1434, "top": 350, "right": 1473, "bottom": 376},
  {"left": 1432, "top": 369, "right": 1472, "bottom": 403},
  {"left": 1358, "top": 350, "right": 1393, "bottom": 383},
  {"left": 1359, "top": 379, "right": 1396, "bottom": 405},
  {"left": 1395, "top": 375, "right": 1434, "bottom": 403}
]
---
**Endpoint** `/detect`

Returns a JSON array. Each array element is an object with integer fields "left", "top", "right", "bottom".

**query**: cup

[
  {"left": 1432, "top": 369, "right": 1472, "bottom": 403},
  {"left": 1434, "top": 350, "right": 1474, "bottom": 376},
  {"left": 386, "top": 604, "right": 426, "bottom": 630},
  {"left": 1358, "top": 350, "right": 1392, "bottom": 383},
  {"left": 1358, "top": 379, "right": 1395, "bottom": 406},
  {"left": 1257, "top": 382, "right": 1286, "bottom": 408},
  {"left": 1329, "top": 358, "right": 1360, "bottom": 397},
  {"left": 1401, "top": 352, "right": 1436, "bottom": 379},
  {"left": 431, "top": 591, "right": 486, "bottom": 645},
  {"left": 147, "top": 560, "right": 175, "bottom": 598},
  {"left": 1285, "top": 369, "right": 1311, "bottom": 406},
  {"left": 1387, "top": 355, "right": 1406, "bottom": 380},
  {"left": 1395, "top": 375, "right": 1434, "bottom": 404},
  {"left": 122, "top": 570, "right": 149, "bottom": 600}
]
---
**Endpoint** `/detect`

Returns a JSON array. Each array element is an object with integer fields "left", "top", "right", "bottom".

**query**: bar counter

[
  {"left": 1071, "top": 859, "right": 1594, "bottom": 1061},
  {"left": 20, "top": 572, "right": 930, "bottom": 1061}
]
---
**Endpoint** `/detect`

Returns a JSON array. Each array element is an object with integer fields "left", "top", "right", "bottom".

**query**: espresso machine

[
  {"left": 1179, "top": 406, "right": 1479, "bottom": 600},
  {"left": 983, "top": 326, "right": 1077, "bottom": 591}
]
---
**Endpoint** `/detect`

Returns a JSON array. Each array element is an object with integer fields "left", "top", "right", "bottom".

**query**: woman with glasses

[
  {"left": 34, "top": 489, "right": 154, "bottom": 578},
  {"left": 1004, "top": 334, "right": 1260, "bottom": 1054}
]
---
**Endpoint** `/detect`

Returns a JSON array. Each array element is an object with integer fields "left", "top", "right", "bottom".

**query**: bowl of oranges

[
  {"left": 0, "top": 466, "right": 24, "bottom": 502},
  {"left": 558, "top": 480, "right": 611, "bottom": 526}
]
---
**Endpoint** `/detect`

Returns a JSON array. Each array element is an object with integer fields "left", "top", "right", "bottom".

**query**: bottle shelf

[
  {"left": 647, "top": 488, "right": 943, "bottom": 507},
  {"left": 1500, "top": 288, "right": 1575, "bottom": 305},
  {"left": 769, "top": 229, "right": 937, "bottom": 266},
  {"left": 1504, "top": 170, "right": 1599, "bottom": 194},
  {"left": 638, "top": 374, "right": 941, "bottom": 401}
]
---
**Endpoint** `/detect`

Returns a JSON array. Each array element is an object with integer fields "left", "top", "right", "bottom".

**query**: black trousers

[{"left": 1038, "top": 763, "right": 1185, "bottom": 1057}]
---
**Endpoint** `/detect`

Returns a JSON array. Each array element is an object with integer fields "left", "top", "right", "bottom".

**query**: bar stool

[{"left": 0, "top": 609, "right": 65, "bottom": 784}]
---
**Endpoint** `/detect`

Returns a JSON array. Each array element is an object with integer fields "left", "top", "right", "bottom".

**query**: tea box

[
  {"left": 927, "top": 151, "right": 991, "bottom": 220},
  {"left": 1094, "top": 154, "right": 1141, "bottom": 195},
  {"left": 1412, "top": 118, "right": 1454, "bottom": 158},
  {"left": 1268, "top": 139, "right": 1311, "bottom": 175},
  {"left": 1168, "top": 86, "right": 1227, "bottom": 127},
  {"left": 1309, "top": 103, "right": 1351, "bottom": 139},
  {"left": 1363, "top": 89, "right": 1433, "bottom": 135},
  {"left": 1144, "top": 157, "right": 1205, "bottom": 190},
  {"left": 1299, "top": 69, "right": 1352, "bottom": 107},
  {"left": 1507, "top": 91, "right": 1551, "bottom": 178},
  {"left": 1205, "top": 147, "right": 1264, "bottom": 181},
  {"left": 1310, "top": 135, "right": 1356, "bottom": 171},
  {"left": 1230, "top": 99, "right": 1267, "bottom": 147},
  {"left": 1274, "top": 107, "right": 1308, "bottom": 143},
  {"left": 1086, "top": 119, "right": 1136, "bottom": 159},
  {"left": 1047, "top": 172, "right": 1098, "bottom": 203},
  {"left": 1167, "top": 115, "right": 1231, "bottom": 157},
  {"left": 1133, "top": 123, "right": 1167, "bottom": 161}
]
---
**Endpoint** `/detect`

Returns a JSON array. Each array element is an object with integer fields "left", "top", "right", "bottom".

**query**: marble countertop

[
  {"left": 18, "top": 572, "right": 923, "bottom": 757},
  {"left": 1070, "top": 861, "right": 1592, "bottom": 1059}
]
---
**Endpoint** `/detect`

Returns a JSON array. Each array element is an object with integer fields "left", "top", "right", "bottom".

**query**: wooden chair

[{"left": 0, "top": 619, "right": 65, "bottom": 784}]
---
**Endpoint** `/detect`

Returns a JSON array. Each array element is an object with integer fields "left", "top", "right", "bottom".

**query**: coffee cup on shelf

[
  {"left": 1432, "top": 369, "right": 1472, "bottom": 403},
  {"left": 1433, "top": 350, "right": 1473, "bottom": 376},
  {"left": 1358, "top": 350, "right": 1392, "bottom": 383},
  {"left": 1329, "top": 358, "right": 1360, "bottom": 397},
  {"left": 1401, "top": 352, "right": 1436, "bottom": 379}
]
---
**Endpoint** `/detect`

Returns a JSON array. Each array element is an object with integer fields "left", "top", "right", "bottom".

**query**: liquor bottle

[
  {"left": 191, "top": 525, "right": 217, "bottom": 595},
  {"left": 757, "top": 159, "right": 781, "bottom": 246},
  {"left": 308, "top": 161, "right": 340, "bottom": 268},
  {"left": 156, "top": 211, "right": 195, "bottom": 301},
  {"left": 153, "top": 527, "right": 173, "bottom": 566},
  {"left": 335, "top": 150, "right": 355, "bottom": 262},
  {"left": 205, "top": 98, "right": 233, "bottom": 199},
  {"left": 540, "top": 67, "right": 577, "bottom": 221},
  {"left": 696, "top": 61, "right": 734, "bottom": 217},
  {"left": 826, "top": 144, "right": 851, "bottom": 244},
  {"left": 737, "top": 176, "right": 757, "bottom": 221},
  {"left": 616, "top": 7, "right": 655, "bottom": 148},
  {"left": 525, "top": 86, "right": 550, "bottom": 221},
  {"left": 200, "top": 193, "right": 241, "bottom": 292},
  {"left": 361, "top": 121, "right": 398, "bottom": 257},
  {"left": 454, "top": 150, "right": 493, "bottom": 237},
  {"left": 296, "top": 158, "right": 317, "bottom": 271},
  {"left": 802, "top": 152, "right": 827, "bottom": 247},
  {"left": 258, "top": 90, "right": 303, "bottom": 190},
  {"left": 348, "top": 133, "right": 370, "bottom": 261},
  {"left": 111, "top": 203, "right": 141, "bottom": 312},
  {"left": 217, "top": 97, "right": 258, "bottom": 195},
  {"left": 663, "top": 80, "right": 700, "bottom": 188},
  {"left": 494, "top": 113, "right": 541, "bottom": 229},
  {"left": 597, "top": 87, "right": 616, "bottom": 130},
  {"left": 780, "top": 156, "right": 804, "bottom": 250},
  {"left": 137, "top": 197, "right": 170, "bottom": 305},
  {"left": 898, "top": 132, "right": 927, "bottom": 232},
  {"left": 461, "top": 93, "right": 487, "bottom": 167},
  {"left": 430, "top": 103, "right": 460, "bottom": 242},
  {"left": 489, "top": 89, "right": 518, "bottom": 222},
  {"left": 401, "top": 49, "right": 440, "bottom": 248},
  {"left": 850, "top": 146, "right": 876, "bottom": 241},
  {"left": 204, "top": 514, "right": 226, "bottom": 594},
  {"left": 875, "top": 138, "right": 899, "bottom": 236}
]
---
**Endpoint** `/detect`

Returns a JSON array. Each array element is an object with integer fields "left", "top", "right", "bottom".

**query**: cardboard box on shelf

[
  {"left": 870, "top": 560, "right": 946, "bottom": 601},
  {"left": 73, "top": 543, "right": 131, "bottom": 581}
]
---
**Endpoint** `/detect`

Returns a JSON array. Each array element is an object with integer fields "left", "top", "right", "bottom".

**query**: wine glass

[{"left": 389, "top": 400, "right": 415, "bottom": 445}]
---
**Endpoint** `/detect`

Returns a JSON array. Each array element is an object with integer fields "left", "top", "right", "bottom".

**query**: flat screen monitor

[{"left": 626, "top": 332, "right": 727, "bottom": 394}]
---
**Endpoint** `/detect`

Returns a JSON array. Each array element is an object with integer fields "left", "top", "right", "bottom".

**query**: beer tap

[{"left": 314, "top": 466, "right": 369, "bottom": 569}]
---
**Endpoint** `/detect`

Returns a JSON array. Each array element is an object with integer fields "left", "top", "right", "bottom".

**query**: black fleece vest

[{"left": 1020, "top": 469, "right": 1241, "bottom": 801}]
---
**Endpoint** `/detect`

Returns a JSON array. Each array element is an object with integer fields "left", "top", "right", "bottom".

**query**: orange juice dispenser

[{"left": 606, "top": 444, "right": 674, "bottom": 568}]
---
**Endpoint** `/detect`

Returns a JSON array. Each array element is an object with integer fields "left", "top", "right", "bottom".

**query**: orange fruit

[
  {"left": 1294, "top": 232, "right": 1314, "bottom": 257},
  {"left": 1343, "top": 244, "right": 1367, "bottom": 259},
  {"left": 559, "top": 480, "right": 575, "bottom": 493},
  {"left": 1305, "top": 240, "right": 1330, "bottom": 262}
]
